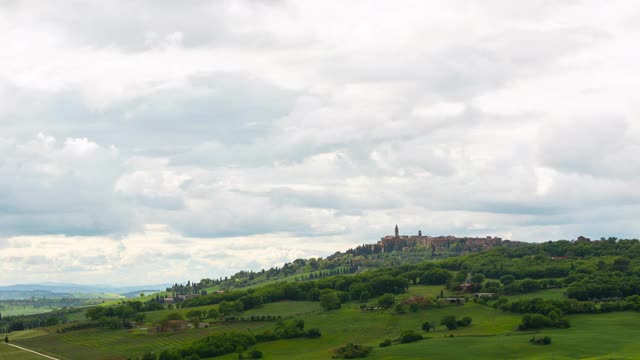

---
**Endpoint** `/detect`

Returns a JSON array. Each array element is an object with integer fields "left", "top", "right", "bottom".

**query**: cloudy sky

[{"left": 1, "top": 0, "right": 640, "bottom": 285}]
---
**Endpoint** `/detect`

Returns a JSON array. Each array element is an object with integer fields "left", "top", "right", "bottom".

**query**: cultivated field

[
  {"left": 13, "top": 321, "right": 270, "bottom": 359},
  {"left": 9, "top": 285, "right": 640, "bottom": 359},
  {"left": 0, "top": 343, "right": 47, "bottom": 360}
]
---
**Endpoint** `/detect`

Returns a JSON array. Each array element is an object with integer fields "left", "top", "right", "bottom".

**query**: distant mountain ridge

[{"left": 0, "top": 283, "right": 171, "bottom": 300}]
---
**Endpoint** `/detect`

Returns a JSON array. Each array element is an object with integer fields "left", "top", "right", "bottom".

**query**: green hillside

[{"left": 4, "top": 237, "right": 640, "bottom": 359}]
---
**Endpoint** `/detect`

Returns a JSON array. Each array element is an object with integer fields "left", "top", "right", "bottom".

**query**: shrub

[
  {"left": 441, "top": 315, "right": 471, "bottom": 330},
  {"left": 332, "top": 343, "right": 373, "bottom": 358},
  {"left": 158, "top": 349, "right": 181, "bottom": 360},
  {"left": 305, "top": 328, "right": 322, "bottom": 338},
  {"left": 320, "top": 291, "right": 341, "bottom": 311},
  {"left": 247, "top": 349, "right": 263, "bottom": 359},
  {"left": 421, "top": 321, "right": 433, "bottom": 332},
  {"left": 440, "top": 315, "right": 458, "bottom": 330},
  {"left": 519, "top": 314, "right": 569, "bottom": 330},
  {"left": 379, "top": 339, "right": 392, "bottom": 347},
  {"left": 182, "top": 332, "right": 257, "bottom": 358},
  {"left": 377, "top": 294, "right": 395, "bottom": 309},
  {"left": 398, "top": 330, "right": 423, "bottom": 344},
  {"left": 394, "top": 304, "right": 406, "bottom": 314},
  {"left": 529, "top": 336, "right": 552, "bottom": 345},
  {"left": 461, "top": 316, "right": 472, "bottom": 326}
]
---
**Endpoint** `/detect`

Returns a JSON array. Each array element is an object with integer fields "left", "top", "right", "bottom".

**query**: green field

[
  {"left": 0, "top": 305, "right": 56, "bottom": 317},
  {"left": 141, "top": 304, "right": 220, "bottom": 324},
  {"left": 503, "top": 288, "right": 567, "bottom": 302},
  {"left": 9, "top": 295, "right": 640, "bottom": 359},
  {"left": 0, "top": 343, "right": 47, "bottom": 360},
  {"left": 213, "top": 304, "right": 640, "bottom": 360},
  {"left": 368, "top": 312, "right": 640, "bottom": 360},
  {"left": 3, "top": 329, "right": 48, "bottom": 341},
  {"left": 12, "top": 321, "right": 271, "bottom": 359}
]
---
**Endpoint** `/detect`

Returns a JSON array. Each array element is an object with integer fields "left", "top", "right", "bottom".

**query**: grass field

[
  {"left": 503, "top": 288, "right": 567, "bottom": 301},
  {"left": 4, "top": 329, "right": 49, "bottom": 341},
  {"left": 213, "top": 303, "right": 640, "bottom": 360},
  {"left": 0, "top": 305, "right": 57, "bottom": 317},
  {"left": 10, "top": 293, "right": 640, "bottom": 359},
  {"left": 12, "top": 321, "right": 271, "bottom": 359},
  {"left": 0, "top": 344, "right": 47, "bottom": 360},
  {"left": 215, "top": 301, "right": 523, "bottom": 360},
  {"left": 141, "top": 303, "right": 220, "bottom": 324}
]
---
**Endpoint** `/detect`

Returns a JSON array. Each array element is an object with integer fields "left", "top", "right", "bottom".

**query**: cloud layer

[{"left": 2, "top": 0, "right": 640, "bottom": 285}]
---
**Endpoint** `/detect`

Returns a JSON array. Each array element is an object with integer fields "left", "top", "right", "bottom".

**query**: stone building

[{"left": 379, "top": 225, "right": 507, "bottom": 253}]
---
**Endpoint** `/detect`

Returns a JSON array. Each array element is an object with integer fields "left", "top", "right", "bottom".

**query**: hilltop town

[{"left": 376, "top": 225, "right": 520, "bottom": 254}]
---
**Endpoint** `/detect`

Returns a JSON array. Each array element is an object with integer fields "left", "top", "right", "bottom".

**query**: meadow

[
  {"left": 0, "top": 304, "right": 55, "bottom": 317},
  {"left": 0, "top": 344, "right": 47, "bottom": 360},
  {"left": 212, "top": 302, "right": 640, "bottom": 360},
  {"left": 11, "top": 320, "right": 271, "bottom": 359},
  {"left": 11, "top": 293, "right": 640, "bottom": 360}
]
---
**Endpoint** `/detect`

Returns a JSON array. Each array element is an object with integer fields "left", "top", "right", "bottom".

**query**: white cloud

[{"left": 1, "top": 0, "right": 640, "bottom": 285}]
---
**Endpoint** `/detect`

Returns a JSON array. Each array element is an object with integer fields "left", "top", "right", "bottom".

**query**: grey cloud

[
  {"left": 539, "top": 116, "right": 640, "bottom": 179},
  {"left": 1, "top": 0, "right": 640, "bottom": 284}
]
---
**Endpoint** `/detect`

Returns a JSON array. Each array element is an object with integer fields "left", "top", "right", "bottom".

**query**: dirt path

[{"left": 2, "top": 342, "right": 61, "bottom": 360}]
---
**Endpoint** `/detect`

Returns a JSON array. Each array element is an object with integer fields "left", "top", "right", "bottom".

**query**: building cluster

[{"left": 377, "top": 225, "right": 514, "bottom": 253}]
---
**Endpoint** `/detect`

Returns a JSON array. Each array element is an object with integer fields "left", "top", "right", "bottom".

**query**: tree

[
  {"left": 377, "top": 293, "right": 395, "bottom": 309},
  {"left": 420, "top": 268, "right": 452, "bottom": 285},
  {"left": 186, "top": 310, "right": 203, "bottom": 320},
  {"left": 349, "top": 283, "right": 371, "bottom": 302},
  {"left": 461, "top": 316, "right": 472, "bottom": 326},
  {"left": 470, "top": 273, "right": 485, "bottom": 284},
  {"left": 141, "top": 353, "right": 157, "bottom": 360},
  {"left": 319, "top": 291, "right": 341, "bottom": 311},
  {"left": 421, "top": 321, "right": 434, "bottom": 332},
  {"left": 207, "top": 308, "right": 220, "bottom": 319},
  {"left": 379, "top": 339, "right": 392, "bottom": 347},
  {"left": 44, "top": 317, "right": 59, "bottom": 326},
  {"left": 500, "top": 275, "right": 515, "bottom": 286},
  {"left": 405, "top": 270, "right": 422, "bottom": 285},
  {"left": 612, "top": 257, "right": 631, "bottom": 272},
  {"left": 332, "top": 343, "right": 373, "bottom": 358},
  {"left": 399, "top": 330, "right": 423, "bottom": 343},
  {"left": 440, "top": 315, "right": 458, "bottom": 330},
  {"left": 219, "top": 300, "right": 244, "bottom": 315}
]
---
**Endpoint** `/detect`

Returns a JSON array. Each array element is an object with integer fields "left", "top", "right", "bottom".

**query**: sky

[{"left": 1, "top": 0, "right": 640, "bottom": 286}]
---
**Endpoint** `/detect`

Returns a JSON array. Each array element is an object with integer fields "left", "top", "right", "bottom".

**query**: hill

[
  {"left": 4, "top": 235, "right": 640, "bottom": 359},
  {"left": 165, "top": 227, "right": 518, "bottom": 296}
]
